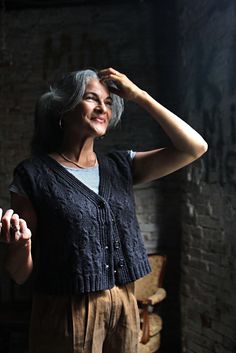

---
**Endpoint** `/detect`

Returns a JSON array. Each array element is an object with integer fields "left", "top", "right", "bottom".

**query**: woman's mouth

[{"left": 92, "top": 116, "right": 106, "bottom": 124}]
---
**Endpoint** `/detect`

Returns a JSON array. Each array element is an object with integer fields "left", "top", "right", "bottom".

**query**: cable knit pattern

[{"left": 13, "top": 151, "right": 151, "bottom": 294}]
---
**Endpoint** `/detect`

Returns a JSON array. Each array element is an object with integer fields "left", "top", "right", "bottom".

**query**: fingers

[
  {"left": 99, "top": 67, "right": 122, "bottom": 77},
  {"left": 98, "top": 68, "right": 126, "bottom": 97},
  {"left": 9, "top": 213, "right": 18, "bottom": 241},
  {"left": 98, "top": 68, "right": 140, "bottom": 101},
  {"left": 98, "top": 68, "right": 124, "bottom": 82},
  {"left": 19, "top": 219, "right": 32, "bottom": 240},
  {"left": 0, "top": 209, "right": 31, "bottom": 243},
  {"left": 0, "top": 209, "right": 14, "bottom": 242}
]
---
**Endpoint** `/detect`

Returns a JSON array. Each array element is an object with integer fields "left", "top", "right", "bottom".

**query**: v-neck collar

[{"left": 38, "top": 153, "right": 111, "bottom": 204}]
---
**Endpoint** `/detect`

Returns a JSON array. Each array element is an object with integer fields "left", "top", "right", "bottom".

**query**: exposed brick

[{"left": 179, "top": 1, "right": 236, "bottom": 353}]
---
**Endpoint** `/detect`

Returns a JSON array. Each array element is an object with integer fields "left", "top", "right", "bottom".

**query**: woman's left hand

[{"left": 98, "top": 67, "right": 143, "bottom": 101}]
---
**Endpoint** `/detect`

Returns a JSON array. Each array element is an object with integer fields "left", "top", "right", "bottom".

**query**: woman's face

[{"left": 64, "top": 78, "right": 113, "bottom": 138}]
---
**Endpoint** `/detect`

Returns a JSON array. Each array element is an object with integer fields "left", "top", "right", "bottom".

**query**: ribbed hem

[
  {"left": 34, "top": 271, "right": 115, "bottom": 295},
  {"left": 34, "top": 258, "right": 151, "bottom": 295},
  {"left": 116, "top": 257, "right": 152, "bottom": 285}
]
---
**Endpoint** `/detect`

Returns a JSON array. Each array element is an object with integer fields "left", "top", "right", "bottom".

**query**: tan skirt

[{"left": 29, "top": 283, "right": 140, "bottom": 353}]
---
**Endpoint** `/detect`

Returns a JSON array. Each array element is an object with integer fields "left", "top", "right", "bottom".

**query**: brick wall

[{"left": 178, "top": 1, "right": 236, "bottom": 352}]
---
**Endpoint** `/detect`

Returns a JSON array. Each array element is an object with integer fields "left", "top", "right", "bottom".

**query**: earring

[{"left": 59, "top": 118, "right": 63, "bottom": 129}]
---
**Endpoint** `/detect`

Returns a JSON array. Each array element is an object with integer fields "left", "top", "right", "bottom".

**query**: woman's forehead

[{"left": 85, "top": 78, "right": 110, "bottom": 97}]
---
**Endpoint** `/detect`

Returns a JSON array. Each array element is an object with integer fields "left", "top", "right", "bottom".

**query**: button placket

[
  {"left": 98, "top": 200, "right": 105, "bottom": 209},
  {"left": 110, "top": 214, "right": 126, "bottom": 278},
  {"left": 114, "top": 240, "right": 120, "bottom": 249},
  {"left": 119, "top": 258, "right": 124, "bottom": 268}
]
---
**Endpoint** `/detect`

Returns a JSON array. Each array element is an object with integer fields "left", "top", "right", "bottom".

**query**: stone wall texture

[{"left": 178, "top": 1, "right": 236, "bottom": 352}]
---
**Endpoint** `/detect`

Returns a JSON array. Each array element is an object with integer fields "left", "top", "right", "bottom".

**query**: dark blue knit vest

[{"left": 14, "top": 151, "right": 151, "bottom": 294}]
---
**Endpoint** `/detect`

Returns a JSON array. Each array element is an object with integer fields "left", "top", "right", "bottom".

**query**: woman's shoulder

[
  {"left": 105, "top": 149, "right": 136, "bottom": 160},
  {"left": 13, "top": 154, "right": 45, "bottom": 175},
  {"left": 102, "top": 150, "right": 136, "bottom": 175}
]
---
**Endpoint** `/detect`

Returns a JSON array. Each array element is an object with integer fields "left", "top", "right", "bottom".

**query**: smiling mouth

[{"left": 92, "top": 116, "right": 106, "bottom": 123}]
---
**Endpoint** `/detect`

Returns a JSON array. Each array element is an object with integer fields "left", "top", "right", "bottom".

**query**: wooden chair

[{"left": 135, "top": 254, "right": 167, "bottom": 353}]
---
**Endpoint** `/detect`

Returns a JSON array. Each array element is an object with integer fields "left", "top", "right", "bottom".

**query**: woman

[{"left": 0, "top": 67, "right": 207, "bottom": 353}]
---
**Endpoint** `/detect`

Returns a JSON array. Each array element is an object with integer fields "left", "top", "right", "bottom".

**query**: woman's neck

[
  {"left": 52, "top": 135, "right": 97, "bottom": 168},
  {"left": 61, "top": 134, "right": 95, "bottom": 159}
]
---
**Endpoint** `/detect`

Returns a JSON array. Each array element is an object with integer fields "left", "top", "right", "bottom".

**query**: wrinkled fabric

[{"left": 29, "top": 283, "right": 140, "bottom": 353}]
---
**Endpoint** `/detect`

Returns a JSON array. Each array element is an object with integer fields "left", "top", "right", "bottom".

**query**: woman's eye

[{"left": 86, "top": 95, "right": 96, "bottom": 101}]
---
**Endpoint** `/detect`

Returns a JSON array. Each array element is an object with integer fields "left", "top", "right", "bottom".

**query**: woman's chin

[{"left": 92, "top": 126, "right": 108, "bottom": 138}]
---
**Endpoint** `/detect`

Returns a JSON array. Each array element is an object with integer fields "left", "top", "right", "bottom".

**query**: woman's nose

[{"left": 95, "top": 101, "right": 107, "bottom": 113}]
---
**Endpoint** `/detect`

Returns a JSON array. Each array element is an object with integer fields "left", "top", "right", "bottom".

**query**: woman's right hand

[
  {"left": 0, "top": 208, "right": 32, "bottom": 245},
  {"left": 98, "top": 67, "right": 143, "bottom": 101}
]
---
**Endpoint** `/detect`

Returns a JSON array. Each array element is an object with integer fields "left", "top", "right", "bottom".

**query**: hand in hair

[{"left": 98, "top": 67, "right": 143, "bottom": 101}]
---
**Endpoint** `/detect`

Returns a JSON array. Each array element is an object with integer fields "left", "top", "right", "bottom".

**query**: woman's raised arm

[{"left": 99, "top": 67, "right": 208, "bottom": 184}]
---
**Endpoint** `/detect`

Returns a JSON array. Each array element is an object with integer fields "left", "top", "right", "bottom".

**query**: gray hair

[{"left": 31, "top": 69, "right": 124, "bottom": 153}]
